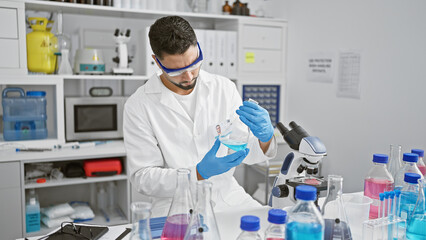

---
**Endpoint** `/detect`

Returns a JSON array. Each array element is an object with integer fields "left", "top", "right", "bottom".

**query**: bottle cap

[
  {"left": 295, "top": 185, "right": 317, "bottom": 201},
  {"left": 411, "top": 149, "right": 424, "bottom": 157},
  {"left": 240, "top": 215, "right": 260, "bottom": 231},
  {"left": 403, "top": 153, "right": 419, "bottom": 163},
  {"left": 26, "top": 91, "right": 46, "bottom": 97},
  {"left": 404, "top": 172, "right": 421, "bottom": 184},
  {"left": 268, "top": 209, "right": 287, "bottom": 224},
  {"left": 373, "top": 154, "right": 388, "bottom": 164}
]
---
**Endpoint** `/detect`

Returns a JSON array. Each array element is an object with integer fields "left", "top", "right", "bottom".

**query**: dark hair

[{"left": 149, "top": 16, "right": 197, "bottom": 60}]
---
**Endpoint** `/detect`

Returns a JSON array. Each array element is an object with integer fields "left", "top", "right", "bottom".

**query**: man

[{"left": 123, "top": 16, "right": 277, "bottom": 217}]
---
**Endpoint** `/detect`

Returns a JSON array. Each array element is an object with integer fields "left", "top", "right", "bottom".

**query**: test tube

[
  {"left": 395, "top": 190, "right": 401, "bottom": 218},
  {"left": 379, "top": 193, "right": 385, "bottom": 219},
  {"left": 384, "top": 192, "right": 390, "bottom": 218},
  {"left": 388, "top": 191, "right": 395, "bottom": 219}
]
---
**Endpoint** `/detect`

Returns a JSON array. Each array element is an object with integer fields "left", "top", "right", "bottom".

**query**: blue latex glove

[
  {"left": 197, "top": 138, "right": 250, "bottom": 179},
  {"left": 236, "top": 101, "right": 274, "bottom": 143}
]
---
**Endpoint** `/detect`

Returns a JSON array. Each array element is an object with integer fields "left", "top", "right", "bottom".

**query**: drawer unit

[
  {"left": 241, "top": 49, "right": 282, "bottom": 73},
  {"left": 0, "top": 7, "right": 18, "bottom": 39},
  {"left": 242, "top": 25, "right": 282, "bottom": 50},
  {"left": 0, "top": 161, "right": 20, "bottom": 188}
]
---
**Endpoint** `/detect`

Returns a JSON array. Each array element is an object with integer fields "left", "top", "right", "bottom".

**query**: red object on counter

[{"left": 83, "top": 158, "right": 122, "bottom": 177}]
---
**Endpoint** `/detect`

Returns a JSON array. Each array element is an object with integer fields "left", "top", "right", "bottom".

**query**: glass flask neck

[{"left": 130, "top": 202, "right": 152, "bottom": 240}]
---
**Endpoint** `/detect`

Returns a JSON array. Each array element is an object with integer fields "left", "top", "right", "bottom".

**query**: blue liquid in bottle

[
  {"left": 286, "top": 222, "right": 323, "bottom": 240},
  {"left": 406, "top": 216, "right": 426, "bottom": 239},
  {"left": 220, "top": 139, "right": 247, "bottom": 151}
]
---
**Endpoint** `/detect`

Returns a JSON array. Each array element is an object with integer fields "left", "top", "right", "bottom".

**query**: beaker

[
  {"left": 321, "top": 175, "right": 352, "bottom": 240},
  {"left": 184, "top": 181, "right": 220, "bottom": 240},
  {"left": 129, "top": 201, "right": 152, "bottom": 240},
  {"left": 217, "top": 117, "right": 250, "bottom": 152},
  {"left": 388, "top": 144, "right": 402, "bottom": 180},
  {"left": 406, "top": 178, "right": 426, "bottom": 239},
  {"left": 161, "top": 168, "right": 194, "bottom": 240}
]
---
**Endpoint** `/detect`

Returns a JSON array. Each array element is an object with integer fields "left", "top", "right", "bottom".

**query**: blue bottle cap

[
  {"left": 26, "top": 91, "right": 46, "bottom": 97},
  {"left": 403, "top": 153, "right": 419, "bottom": 163},
  {"left": 268, "top": 209, "right": 287, "bottom": 224},
  {"left": 295, "top": 185, "right": 317, "bottom": 201},
  {"left": 411, "top": 149, "right": 424, "bottom": 157},
  {"left": 379, "top": 193, "right": 385, "bottom": 201},
  {"left": 389, "top": 191, "right": 395, "bottom": 199},
  {"left": 240, "top": 215, "right": 260, "bottom": 231},
  {"left": 372, "top": 154, "right": 389, "bottom": 164},
  {"left": 404, "top": 172, "right": 422, "bottom": 184},
  {"left": 384, "top": 192, "right": 390, "bottom": 199},
  {"left": 395, "top": 189, "right": 401, "bottom": 197}
]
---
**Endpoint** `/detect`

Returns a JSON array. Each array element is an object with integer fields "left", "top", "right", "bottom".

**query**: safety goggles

[{"left": 155, "top": 42, "right": 203, "bottom": 77}]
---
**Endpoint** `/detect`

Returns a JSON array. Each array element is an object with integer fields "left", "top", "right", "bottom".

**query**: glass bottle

[
  {"left": 236, "top": 215, "right": 262, "bottom": 240},
  {"left": 286, "top": 185, "right": 324, "bottom": 240},
  {"left": 387, "top": 144, "right": 402, "bottom": 180},
  {"left": 321, "top": 175, "right": 352, "bottom": 240},
  {"left": 406, "top": 178, "right": 426, "bottom": 239},
  {"left": 161, "top": 168, "right": 194, "bottom": 240},
  {"left": 264, "top": 209, "right": 286, "bottom": 240},
  {"left": 222, "top": 0, "right": 232, "bottom": 15},
  {"left": 184, "top": 181, "right": 220, "bottom": 240},
  {"left": 398, "top": 173, "right": 422, "bottom": 223},
  {"left": 364, "top": 154, "right": 394, "bottom": 219},
  {"left": 412, "top": 149, "right": 426, "bottom": 176},
  {"left": 231, "top": 0, "right": 242, "bottom": 15},
  {"left": 129, "top": 201, "right": 153, "bottom": 240},
  {"left": 54, "top": 11, "right": 72, "bottom": 74},
  {"left": 394, "top": 153, "right": 423, "bottom": 190}
]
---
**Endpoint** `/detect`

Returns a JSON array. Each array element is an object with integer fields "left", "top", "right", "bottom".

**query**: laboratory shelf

[
  {"left": 24, "top": 174, "right": 127, "bottom": 189},
  {"left": 62, "top": 75, "right": 150, "bottom": 81},
  {"left": 24, "top": 0, "right": 288, "bottom": 23}
]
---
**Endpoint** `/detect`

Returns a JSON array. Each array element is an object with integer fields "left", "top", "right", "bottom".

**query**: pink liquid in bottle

[
  {"left": 161, "top": 214, "right": 189, "bottom": 240},
  {"left": 364, "top": 178, "right": 394, "bottom": 219},
  {"left": 418, "top": 164, "right": 426, "bottom": 176},
  {"left": 266, "top": 238, "right": 285, "bottom": 240}
]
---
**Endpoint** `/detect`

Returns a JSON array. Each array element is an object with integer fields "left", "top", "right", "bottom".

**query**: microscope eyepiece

[
  {"left": 297, "top": 165, "right": 305, "bottom": 174},
  {"left": 114, "top": 29, "right": 120, "bottom": 37},
  {"left": 125, "top": 29, "right": 131, "bottom": 37}
]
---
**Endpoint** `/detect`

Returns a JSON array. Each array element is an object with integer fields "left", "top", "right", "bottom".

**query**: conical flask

[
  {"left": 321, "top": 175, "right": 352, "bottom": 240},
  {"left": 161, "top": 168, "right": 194, "bottom": 240},
  {"left": 129, "top": 202, "right": 152, "bottom": 240},
  {"left": 406, "top": 178, "right": 426, "bottom": 239},
  {"left": 184, "top": 181, "right": 221, "bottom": 240},
  {"left": 388, "top": 144, "right": 402, "bottom": 179}
]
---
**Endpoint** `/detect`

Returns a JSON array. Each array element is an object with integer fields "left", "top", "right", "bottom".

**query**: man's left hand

[{"left": 236, "top": 101, "right": 274, "bottom": 143}]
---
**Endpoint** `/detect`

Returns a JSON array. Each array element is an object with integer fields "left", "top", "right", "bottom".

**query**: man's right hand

[{"left": 196, "top": 138, "right": 250, "bottom": 180}]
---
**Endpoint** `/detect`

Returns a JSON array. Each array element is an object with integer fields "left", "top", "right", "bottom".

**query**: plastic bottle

[
  {"left": 364, "top": 154, "right": 394, "bottom": 219},
  {"left": 26, "top": 189, "right": 40, "bottom": 233},
  {"left": 264, "top": 209, "right": 287, "bottom": 240},
  {"left": 398, "top": 173, "right": 422, "bottom": 223},
  {"left": 394, "top": 153, "right": 423, "bottom": 190},
  {"left": 236, "top": 215, "right": 262, "bottom": 240},
  {"left": 412, "top": 149, "right": 426, "bottom": 176},
  {"left": 129, "top": 201, "right": 152, "bottom": 240},
  {"left": 107, "top": 181, "right": 117, "bottom": 211},
  {"left": 97, "top": 184, "right": 108, "bottom": 211},
  {"left": 286, "top": 185, "right": 324, "bottom": 240}
]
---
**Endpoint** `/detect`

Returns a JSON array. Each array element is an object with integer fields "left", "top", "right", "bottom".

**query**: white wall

[{"left": 268, "top": 0, "right": 426, "bottom": 192}]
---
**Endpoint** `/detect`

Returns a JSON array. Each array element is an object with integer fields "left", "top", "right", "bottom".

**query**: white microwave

[{"left": 65, "top": 97, "right": 127, "bottom": 141}]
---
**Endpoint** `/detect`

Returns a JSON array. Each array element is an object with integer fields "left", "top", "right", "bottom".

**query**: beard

[{"left": 166, "top": 75, "right": 198, "bottom": 90}]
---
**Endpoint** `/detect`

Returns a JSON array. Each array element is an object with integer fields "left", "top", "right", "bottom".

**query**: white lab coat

[{"left": 123, "top": 70, "right": 277, "bottom": 217}]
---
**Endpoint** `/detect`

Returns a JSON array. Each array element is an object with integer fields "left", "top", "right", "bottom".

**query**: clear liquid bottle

[
  {"left": 387, "top": 144, "right": 402, "bottom": 180},
  {"left": 161, "top": 168, "right": 194, "bottom": 240},
  {"left": 406, "top": 178, "right": 426, "bottom": 239},
  {"left": 26, "top": 189, "right": 40, "bottom": 233},
  {"left": 321, "top": 175, "right": 352, "bottom": 240},
  {"left": 398, "top": 173, "right": 422, "bottom": 223},
  {"left": 129, "top": 201, "right": 153, "bottom": 240},
  {"left": 394, "top": 153, "right": 423, "bottom": 190},
  {"left": 107, "top": 181, "right": 117, "bottom": 211},
  {"left": 412, "top": 149, "right": 426, "bottom": 176},
  {"left": 236, "top": 215, "right": 262, "bottom": 240},
  {"left": 184, "top": 181, "right": 221, "bottom": 240},
  {"left": 364, "top": 154, "right": 394, "bottom": 219},
  {"left": 264, "top": 209, "right": 287, "bottom": 240},
  {"left": 286, "top": 185, "right": 324, "bottom": 240}
]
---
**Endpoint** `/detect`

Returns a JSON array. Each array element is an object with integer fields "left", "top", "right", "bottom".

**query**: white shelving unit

[{"left": 0, "top": 0, "right": 287, "bottom": 238}]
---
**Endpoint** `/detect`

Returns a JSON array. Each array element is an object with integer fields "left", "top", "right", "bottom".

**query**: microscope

[
  {"left": 112, "top": 29, "right": 134, "bottom": 75},
  {"left": 269, "top": 121, "right": 328, "bottom": 208}
]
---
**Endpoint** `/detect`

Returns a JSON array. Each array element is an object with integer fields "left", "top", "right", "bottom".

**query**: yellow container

[{"left": 26, "top": 17, "right": 57, "bottom": 74}]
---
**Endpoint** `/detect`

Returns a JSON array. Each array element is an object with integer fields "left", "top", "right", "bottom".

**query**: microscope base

[{"left": 113, "top": 68, "right": 134, "bottom": 75}]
